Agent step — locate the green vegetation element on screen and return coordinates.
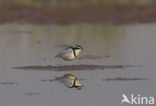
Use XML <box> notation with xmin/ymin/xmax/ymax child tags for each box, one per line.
<box><xmin>0</xmin><ymin>0</ymin><xmax>155</xmax><ymax>7</ymax></box>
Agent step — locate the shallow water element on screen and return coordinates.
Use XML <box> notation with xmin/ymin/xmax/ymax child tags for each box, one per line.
<box><xmin>0</xmin><ymin>23</ymin><xmax>156</xmax><ymax>106</ymax></box>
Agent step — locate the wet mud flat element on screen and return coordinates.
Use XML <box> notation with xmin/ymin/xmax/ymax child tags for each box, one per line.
<box><xmin>13</xmin><ymin>64</ymin><xmax>141</xmax><ymax>71</ymax></box>
<box><xmin>0</xmin><ymin>4</ymin><xmax>156</xmax><ymax>24</ymax></box>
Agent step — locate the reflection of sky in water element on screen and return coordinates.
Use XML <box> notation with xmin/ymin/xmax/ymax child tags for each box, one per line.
<box><xmin>0</xmin><ymin>23</ymin><xmax>156</xmax><ymax>106</ymax></box>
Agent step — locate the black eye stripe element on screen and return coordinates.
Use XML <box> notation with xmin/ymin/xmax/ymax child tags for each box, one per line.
<box><xmin>75</xmin><ymin>45</ymin><xmax>82</xmax><ymax>48</ymax></box>
<box><xmin>75</xmin><ymin>47</ymin><xmax>81</xmax><ymax>49</ymax></box>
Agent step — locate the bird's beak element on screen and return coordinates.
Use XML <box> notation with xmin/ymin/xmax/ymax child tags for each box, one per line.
<box><xmin>81</xmin><ymin>48</ymin><xmax>84</xmax><ymax>51</ymax></box>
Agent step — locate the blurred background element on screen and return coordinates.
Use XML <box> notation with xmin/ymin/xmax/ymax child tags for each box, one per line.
<box><xmin>0</xmin><ymin>1</ymin><xmax>156</xmax><ymax>106</ymax></box>
<box><xmin>0</xmin><ymin>0</ymin><xmax>156</xmax><ymax>24</ymax></box>
<box><xmin>1</xmin><ymin>0</ymin><xmax>156</xmax><ymax>6</ymax></box>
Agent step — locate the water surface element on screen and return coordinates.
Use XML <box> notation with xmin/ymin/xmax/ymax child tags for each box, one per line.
<box><xmin>0</xmin><ymin>23</ymin><xmax>156</xmax><ymax>106</ymax></box>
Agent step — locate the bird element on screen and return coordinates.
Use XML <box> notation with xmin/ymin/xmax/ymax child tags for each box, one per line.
<box><xmin>55</xmin><ymin>74</ymin><xmax>83</xmax><ymax>90</ymax></box>
<box><xmin>55</xmin><ymin>45</ymin><xmax>83</xmax><ymax>61</ymax></box>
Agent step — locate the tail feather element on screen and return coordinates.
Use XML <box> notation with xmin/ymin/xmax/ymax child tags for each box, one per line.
<box><xmin>55</xmin><ymin>52</ymin><xmax>62</xmax><ymax>58</ymax></box>
<box><xmin>55</xmin><ymin>54</ymin><xmax>59</xmax><ymax>58</ymax></box>
<box><xmin>55</xmin><ymin>76</ymin><xmax>61</xmax><ymax>79</ymax></box>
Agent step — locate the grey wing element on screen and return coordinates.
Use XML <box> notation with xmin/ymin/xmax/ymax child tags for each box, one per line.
<box><xmin>64</xmin><ymin>79</ymin><xmax>74</xmax><ymax>88</ymax></box>
<box><xmin>57</xmin><ymin>78</ymin><xmax>74</xmax><ymax>88</ymax></box>
<box><xmin>55</xmin><ymin>48</ymin><xmax>73</xmax><ymax>58</ymax></box>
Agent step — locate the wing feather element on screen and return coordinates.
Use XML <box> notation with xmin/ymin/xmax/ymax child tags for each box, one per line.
<box><xmin>55</xmin><ymin>48</ymin><xmax>73</xmax><ymax>58</ymax></box>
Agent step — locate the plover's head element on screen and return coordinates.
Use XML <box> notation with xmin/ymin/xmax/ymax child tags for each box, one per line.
<box><xmin>74</xmin><ymin>45</ymin><xmax>84</xmax><ymax>51</ymax></box>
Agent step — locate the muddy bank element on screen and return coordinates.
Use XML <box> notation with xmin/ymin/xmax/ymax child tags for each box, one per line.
<box><xmin>0</xmin><ymin>4</ymin><xmax>156</xmax><ymax>24</ymax></box>
<box><xmin>13</xmin><ymin>65</ymin><xmax>141</xmax><ymax>71</ymax></box>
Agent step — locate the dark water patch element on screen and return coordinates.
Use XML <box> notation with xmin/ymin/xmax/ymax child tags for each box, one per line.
<box><xmin>102</xmin><ymin>77</ymin><xmax>148</xmax><ymax>82</ymax></box>
<box><xmin>41</xmin><ymin>79</ymin><xmax>57</xmax><ymax>82</ymax></box>
<box><xmin>24</xmin><ymin>92</ymin><xmax>40</xmax><ymax>96</ymax></box>
<box><xmin>42</xmin><ymin>58</ymin><xmax>46</xmax><ymax>61</ymax></box>
<box><xmin>13</xmin><ymin>65</ymin><xmax>141</xmax><ymax>71</ymax></box>
<box><xmin>77</xmin><ymin>55</ymin><xmax>110</xmax><ymax>60</ymax></box>
<box><xmin>37</xmin><ymin>40</ymin><xmax>41</xmax><ymax>44</ymax></box>
<box><xmin>0</xmin><ymin>81</ymin><xmax>19</xmax><ymax>85</ymax></box>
